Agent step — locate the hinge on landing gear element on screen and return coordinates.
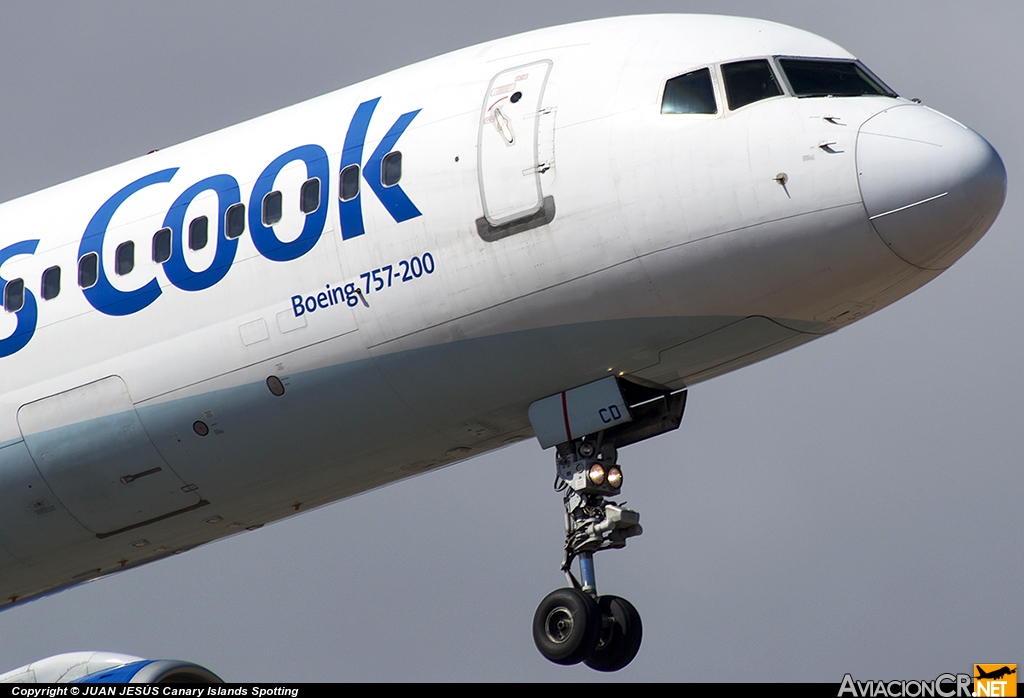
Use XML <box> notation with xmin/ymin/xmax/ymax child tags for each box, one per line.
<box><xmin>555</xmin><ymin>438</ymin><xmax>643</xmax><ymax>585</ymax></box>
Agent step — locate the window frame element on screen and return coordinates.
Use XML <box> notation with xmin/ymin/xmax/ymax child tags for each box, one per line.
<box><xmin>3</xmin><ymin>277</ymin><xmax>25</xmax><ymax>313</ymax></box>
<box><xmin>152</xmin><ymin>227</ymin><xmax>172</xmax><ymax>264</ymax></box>
<box><xmin>720</xmin><ymin>58</ymin><xmax>785</xmax><ymax>112</ymax></box>
<box><xmin>41</xmin><ymin>265</ymin><xmax>61</xmax><ymax>301</ymax></box>
<box><xmin>773</xmin><ymin>56</ymin><xmax>897</xmax><ymax>99</ymax></box>
<box><xmin>262</xmin><ymin>190</ymin><xmax>283</xmax><ymax>226</ymax></box>
<box><xmin>115</xmin><ymin>240</ymin><xmax>135</xmax><ymax>276</ymax></box>
<box><xmin>381</xmin><ymin>152</ymin><xmax>403</xmax><ymax>188</ymax></box>
<box><xmin>339</xmin><ymin>164</ymin><xmax>360</xmax><ymax>202</ymax></box>
<box><xmin>225</xmin><ymin>203</ymin><xmax>246</xmax><ymax>239</ymax></box>
<box><xmin>300</xmin><ymin>178</ymin><xmax>321</xmax><ymax>214</ymax></box>
<box><xmin>660</xmin><ymin>66</ymin><xmax>720</xmax><ymax>116</ymax></box>
<box><xmin>188</xmin><ymin>216</ymin><xmax>209</xmax><ymax>251</ymax></box>
<box><xmin>78</xmin><ymin>252</ymin><xmax>99</xmax><ymax>289</ymax></box>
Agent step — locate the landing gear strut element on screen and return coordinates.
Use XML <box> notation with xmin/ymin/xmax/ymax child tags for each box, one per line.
<box><xmin>528</xmin><ymin>377</ymin><xmax>686</xmax><ymax>671</ymax></box>
<box><xmin>532</xmin><ymin>436</ymin><xmax>644</xmax><ymax>672</ymax></box>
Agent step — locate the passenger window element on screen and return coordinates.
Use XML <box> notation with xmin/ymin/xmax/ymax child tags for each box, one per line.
<box><xmin>225</xmin><ymin>203</ymin><xmax>245</xmax><ymax>239</ymax></box>
<box><xmin>189</xmin><ymin>216</ymin><xmax>209</xmax><ymax>251</ymax></box>
<box><xmin>661</xmin><ymin>68</ymin><xmax>717</xmax><ymax>114</ymax></box>
<box><xmin>115</xmin><ymin>241</ymin><xmax>135</xmax><ymax>276</ymax></box>
<box><xmin>41</xmin><ymin>266</ymin><xmax>60</xmax><ymax>301</ymax></box>
<box><xmin>722</xmin><ymin>60</ymin><xmax>782</xmax><ymax>110</ymax></box>
<box><xmin>339</xmin><ymin>165</ymin><xmax>360</xmax><ymax>202</ymax></box>
<box><xmin>153</xmin><ymin>227</ymin><xmax>172</xmax><ymax>263</ymax></box>
<box><xmin>263</xmin><ymin>191</ymin><xmax>283</xmax><ymax>226</ymax></box>
<box><xmin>381</xmin><ymin>152</ymin><xmax>402</xmax><ymax>187</ymax></box>
<box><xmin>4</xmin><ymin>278</ymin><xmax>25</xmax><ymax>313</ymax></box>
<box><xmin>300</xmin><ymin>178</ymin><xmax>321</xmax><ymax>213</ymax></box>
<box><xmin>78</xmin><ymin>253</ymin><xmax>98</xmax><ymax>289</ymax></box>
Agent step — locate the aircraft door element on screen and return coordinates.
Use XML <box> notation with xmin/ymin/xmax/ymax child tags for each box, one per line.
<box><xmin>478</xmin><ymin>60</ymin><xmax>554</xmax><ymax>227</ymax></box>
<box><xmin>17</xmin><ymin>376</ymin><xmax>204</xmax><ymax>537</ymax></box>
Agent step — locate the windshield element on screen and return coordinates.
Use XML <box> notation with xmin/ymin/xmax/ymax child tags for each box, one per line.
<box><xmin>722</xmin><ymin>59</ymin><xmax>782</xmax><ymax>110</ymax></box>
<box><xmin>662</xmin><ymin>68</ymin><xmax>717</xmax><ymax>114</ymax></box>
<box><xmin>778</xmin><ymin>58</ymin><xmax>896</xmax><ymax>98</ymax></box>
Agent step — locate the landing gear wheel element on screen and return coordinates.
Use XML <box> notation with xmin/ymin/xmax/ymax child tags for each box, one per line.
<box><xmin>532</xmin><ymin>588</ymin><xmax>602</xmax><ymax>665</ymax></box>
<box><xmin>584</xmin><ymin>595</ymin><xmax>643</xmax><ymax>672</ymax></box>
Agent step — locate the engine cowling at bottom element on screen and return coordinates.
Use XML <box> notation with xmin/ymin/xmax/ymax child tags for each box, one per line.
<box><xmin>0</xmin><ymin>652</ymin><xmax>223</xmax><ymax>683</ymax></box>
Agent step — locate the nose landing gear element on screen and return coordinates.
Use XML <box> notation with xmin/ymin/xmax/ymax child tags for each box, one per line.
<box><xmin>532</xmin><ymin>438</ymin><xmax>643</xmax><ymax>671</ymax></box>
<box><xmin>527</xmin><ymin>378</ymin><xmax>686</xmax><ymax>672</ymax></box>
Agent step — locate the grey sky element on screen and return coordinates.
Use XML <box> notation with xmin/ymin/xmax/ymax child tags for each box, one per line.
<box><xmin>0</xmin><ymin>1</ymin><xmax>1019</xmax><ymax>682</ymax></box>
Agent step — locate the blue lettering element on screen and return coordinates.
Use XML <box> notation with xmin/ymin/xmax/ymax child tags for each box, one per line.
<box><xmin>344</xmin><ymin>282</ymin><xmax>358</xmax><ymax>307</ymax></box>
<box><xmin>339</xmin><ymin>99</ymin><xmax>378</xmax><ymax>241</ymax></box>
<box><xmin>162</xmin><ymin>174</ymin><xmax>241</xmax><ymax>291</ymax></box>
<box><xmin>3</xmin><ymin>95</ymin><xmax>425</xmax><ymax>359</ymax></box>
<box><xmin>79</xmin><ymin>169</ymin><xmax>178</xmax><ymax>316</ymax></box>
<box><xmin>363</xmin><ymin>108</ymin><xmax>422</xmax><ymax>222</ymax></box>
<box><xmin>249</xmin><ymin>144</ymin><xmax>330</xmax><ymax>262</ymax></box>
<box><xmin>0</xmin><ymin>240</ymin><xmax>40</xmax><ymax>358</ymax></box>
<box><xmin>339</xmin><ymin>98</ymin><xmax>422</xmax><ymax>241</ymax></box>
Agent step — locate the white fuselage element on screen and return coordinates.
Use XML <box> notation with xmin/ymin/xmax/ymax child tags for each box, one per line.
<box><xmin>0</xmin><ymin>15</ymin><xmax>1005</xmax><ymax>605</ymax></box>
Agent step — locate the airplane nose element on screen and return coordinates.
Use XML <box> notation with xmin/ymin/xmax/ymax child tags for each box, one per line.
<box><xmin>857</xmin><ymin>105</ymin><xmax>1006</xmax><ymax>270</ymax></box>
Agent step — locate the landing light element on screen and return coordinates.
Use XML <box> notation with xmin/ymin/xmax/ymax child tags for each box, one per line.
<box><xmin>588</xmin><ymin>463</ymin><xmax>605</xmax><ymax>485</ymax></box>
<box><xmin>607</xmin><ymin>467</ymin><xmax>622</xmax><ymax>489</ymax></box>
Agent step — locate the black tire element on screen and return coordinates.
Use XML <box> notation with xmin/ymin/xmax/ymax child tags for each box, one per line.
<box><xmin>584</xmin><ymin>595</ymin><xmax>643</xmax><ymax>672</ymax></box>
<box><xmin>532</xmin><ymin>588</ymin><xmax>602</xmax><ymax>665</ymax></box>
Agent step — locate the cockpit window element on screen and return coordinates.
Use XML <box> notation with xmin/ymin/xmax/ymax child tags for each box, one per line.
<box><xmin>721</xmin><ymin>60</ymin><xmax>783</xmax><ymax>110</ymax></box>
<box><xmin>778</xmin><ymin>58</ymin><xmax>896</xmax><ymax>98</ymax></box>
<box><xmin>661</xmin><ymin>68</ymin><xmax>717</xmax><ymax>114</ymax></box>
